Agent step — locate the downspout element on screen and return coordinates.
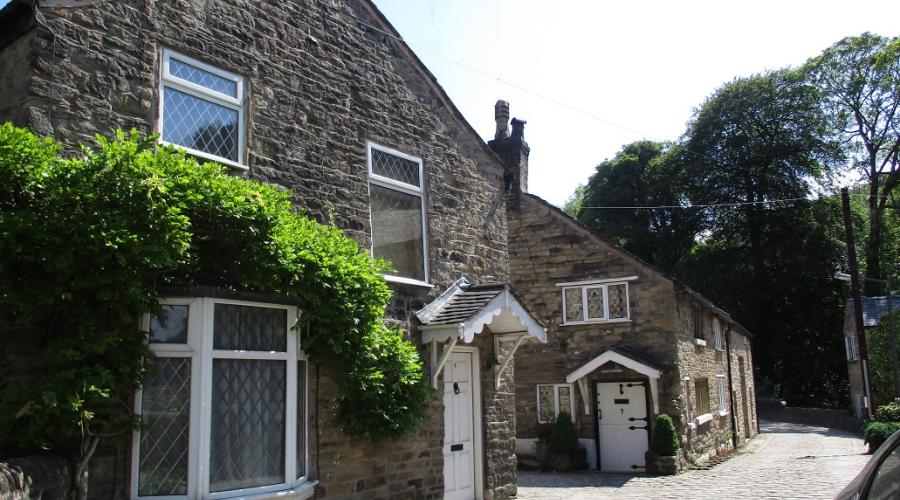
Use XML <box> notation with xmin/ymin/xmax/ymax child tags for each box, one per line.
<box><xmin>724</xmin><ymin>322</ymin><xmax>738</xmax><ymax>449</ymax></box>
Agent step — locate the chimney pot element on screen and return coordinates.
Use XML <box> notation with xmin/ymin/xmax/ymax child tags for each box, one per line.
<box><xmin>511</xmin><ymin>118</ymin><xmax>526</xmax><ymax>139</ymax></box>
<box><xmin>494</xmin><ymin>100</ymin><xmax>510</xmax><ymax>140</ymax></box>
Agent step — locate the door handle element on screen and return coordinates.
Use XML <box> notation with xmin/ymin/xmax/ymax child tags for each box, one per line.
<box><xmin>453</xmin><ymin>382</ymin><xmax>460</xmax><ymax>395</ymax></box>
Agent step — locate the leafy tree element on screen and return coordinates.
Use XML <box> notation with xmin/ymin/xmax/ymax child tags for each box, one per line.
<box><xmin>869</xmin><ymin>309</ymin><xmax>900</xmax><ymax>401</ymax></box>
<box><xmin>576</xmin><ymin>141</ymin><xmax>701</xmax><ymax>272</ymax></box>
<box><xmin>563</xmin><ymin>183</ymin><xmax>586</xmax><ymax>218</ymax></box>
<box><xmin>805</xmin><ymin>33</ymin><xmax>900</xmax><ymax>294</ymax></box>
<box><xmin>674</xmin><ymin>69</ymin><xmax>847</xmax><ymax>405</ymax></box>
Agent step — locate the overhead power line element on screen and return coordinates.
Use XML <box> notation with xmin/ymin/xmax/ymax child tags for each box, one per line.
<box><xmin>579</xmin><ymin>192</ymin><xmax>895</xmax><ymax>210</ymax></box>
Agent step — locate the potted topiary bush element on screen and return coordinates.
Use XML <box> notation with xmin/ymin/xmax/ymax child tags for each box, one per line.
<box><xmin>547</xmin><ymin>412</ymin><xmax>583</xmax><ymax>471</ymax></box>
<box><xmin>647</xmin><ymin>413</ymin><xmax>681</xmax><ymax>474</ymax></box>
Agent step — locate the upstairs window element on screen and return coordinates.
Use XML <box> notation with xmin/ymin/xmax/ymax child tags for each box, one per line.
<box><xmin>536</xmin><ymin>384</ymin><xmax>575</xmax><ymax>423</ymax></box>
<box><xmin>692</xmin><ymin>304</ymin><xmax>704</xmax><ymax>340</ymax></box>
<box><xmin>560</xmin><ymin>280</ymin><xmax>630</xmax><ymax>324</ymax></box>
<box><xmin>712</xmin><ymin>318</ymin><xmax>724</xmax><ymax>350</ymax></box>
<box><xmin>160</xmin><ymin>49</ymin><xmax>245</xmax><ymax>169</ymax></box>
<box><xmin>367</xmin><ymin>142</ymin><xmax>427</xmax><ymax>284</ymax></box>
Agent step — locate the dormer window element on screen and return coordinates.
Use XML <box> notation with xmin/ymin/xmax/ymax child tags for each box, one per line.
<box><xmin>160</xmin><ymin>49</ymin><xmax>246</xmax><ymax>169</ymax></box>
<box><xmin>366</xmin><ymin>142</ymin><xmax>428</xmax><ymax>285</ymax></box>
<box><xmin>557</xmin><ymin>277</ymin><xmax>634</xmax><ymax>324</ymax></box>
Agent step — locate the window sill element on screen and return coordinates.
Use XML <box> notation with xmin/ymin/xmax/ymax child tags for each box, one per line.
<box><xmin>695</xmin><ymin>413</ymin><xmax>713</xmax><ymax>425</ymax></box>
<box><xmin>560</xmin><ymin>318</ymin><xmax>631</xmax><ymax>327</ymax></box>
<box><xmin>383</xmin><ymin>275</ymin><xmax>434</xmax><ymax>288</ymax></box>
<box><xmin>236</xmin><ymin>481</ymin><xmax>318</xmax><ymax>500</ymax></box>
<box><xmin>161</xmin><ymin>140</ymin><xmax>248</xmax><ymax>171</ymax></box>
<box><xmin>693</xmin><ymin>338</ymin><xmax>707</xmax><ymax>347</ymax></box>
<box><xmin>719</xmin><ymin>410</ymin><xmax>729</xmax><ymax>417</ymax></box>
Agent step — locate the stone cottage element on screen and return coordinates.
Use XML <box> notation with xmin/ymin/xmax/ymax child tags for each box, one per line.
<box><xmin>0</xmin><ymin>1</ymin><xmax>546</xmax><ymax>499</ymax></box>
<box><xmin>487</xmin><ymin>102</ymin><xmax>758</xmax><ymax>471</ymax></box>
<box><xmin>843</xmin><ymin>296</ymin><xmax>899</xmax><ymax>418</ymax></box>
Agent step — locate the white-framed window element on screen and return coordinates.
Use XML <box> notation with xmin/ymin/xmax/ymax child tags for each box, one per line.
<box><xmin>366</xmin><ymin>142</ymin><xmax>428</xmax><ymax>285</ymax></box>
<box><xmin>132</xmin><ymin>297</ymin><xmax>310</xmax><ymax>499</ymax></box>
<box><xmin>845</xmin><ymin>336</ymin><xmax>859</xmax><ymax>361</ymax></box>
<box><xmin>712</xmin><ymin>318</ymin><xmax>724</xmax><ymax>351</ymax></box>
<box><xmin>160</xmin><ymin>48</ymin><xmax>246</xmax><ymax>169</ymax></box>
<box><xmin>560</xmin><ymin>280</ymin><xmax>630</xmax><ymax>324</ymax></box>
<box><xmin>536</xmin><ymin>384</ymin><xmax>575</xmax><ymax>423</ymax></box>
<box><xmin>716</xmin><ymin>375</ymin><xmax>727</xmax><ymax>415</ymax></box>
<box><xmin>852</xmin><ymin>393</ymin><xmax>867</xmax><ymax>419</ymax></box>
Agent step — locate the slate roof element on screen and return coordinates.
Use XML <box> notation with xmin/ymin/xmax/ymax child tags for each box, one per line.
<box><xmin>849</xmin><ymin>296</ymin><xmax>900</xmax><ymax>328</ymax></box>
<box><xmin>417</xmin><ymin>279</ymin><xmax>509</xmax><ymax>325</ymax></box>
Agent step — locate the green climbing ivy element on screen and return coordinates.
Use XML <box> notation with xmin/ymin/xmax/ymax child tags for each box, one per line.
<box><xmin>0</xmin><ymin>124</ymin><xmax>429</xmax><ymax>455</ymax></box>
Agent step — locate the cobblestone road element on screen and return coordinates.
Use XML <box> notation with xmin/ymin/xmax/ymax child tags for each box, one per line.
<box><xmin>516</xmin><ymin>420</ymin><xmax>869</xmax><ymax>499</ymax></box>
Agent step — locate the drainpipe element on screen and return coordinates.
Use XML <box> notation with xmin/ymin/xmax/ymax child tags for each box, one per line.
<box><xmin>724</xmin><ymin>322</ymin><xmax>738</xmax><ymax>449</ymax></box>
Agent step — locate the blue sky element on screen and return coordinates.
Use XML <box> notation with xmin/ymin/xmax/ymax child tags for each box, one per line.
<box><xmin>372</xmin><ymin>0</ymin><xmax>900</xmax><ymax>205</ymax></box>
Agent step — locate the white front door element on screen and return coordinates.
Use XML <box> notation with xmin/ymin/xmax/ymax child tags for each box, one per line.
<box><xmin>443</xmin><ymin>351</ymin><xmax>476</xmax><ymax>500</ymax></box>
<box><xmin>597</xmin><ymin>381</ymin><xmax>649</xmax><ymax>472</ymax></box>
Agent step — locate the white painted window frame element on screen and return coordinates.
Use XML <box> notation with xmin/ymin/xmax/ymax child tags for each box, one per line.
<box><xmin>716</xmin><ymin>375</ymin><xmax>728</xmax><ymax>416</ymax></box>
<box><xmin>159</xmin><ymin>48</ymin><xmax>247</xmax><ymax>170</ymax></box>
<box><xmin>712</xmin><ymin>318</ymin><xmax>724</xmax><ymax>351</ymax></box>
<box><xmin>845</xmin><ymin>336</ymin><xmax>859</xmax><ymax>361</ymax></box>
<box><xmin>366</xmin><ymin>141</ymin><xmax>429</xmax><ymax>287</ymax></box>
<box><xmin>536</xmin><ymin>383</ymin><xmax>576</xmax><ymax>423</ymax></box>
<box><xmin>559</xmin><ymin>280</ymin><xmax>631</xmax><ymax>325</ymax></box>
<box><xmin>131</xmin><ymin>297</ymin><xmax>311</xmax><ymax>500</ymax></box>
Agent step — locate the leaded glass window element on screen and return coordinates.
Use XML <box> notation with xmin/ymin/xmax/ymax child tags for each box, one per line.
<box><xmin>134</xmin><ymin>298</ymin><xmax>308</xmax><ymax>499</ymax></box>
<box><xmin>561</xmin><ymin>281</ymin><xmax>630</xmax><ymax>323</ymax></box>
<box><xmin>536</xmin><ymin>384</ymin><xmax>576</xmax><ymax>423</ymax></box>
<box><xmin>138</xmin><ymin>357</ymin><xmax>191</xmax><ymax>496</ymax></box>
<box><xmin>160</xmin><ymin>49</ymin><xmax>244</xmax><ymax>167</ymax></box>
<box><xmin>607</xmin><ymin>284</ymin><xmax>628</xmax><ymax>319</ymax></box>
<box><xmin>367</xmin><ymin>142</ymin><xmax>427</xmax><ymax>283</ymax></box>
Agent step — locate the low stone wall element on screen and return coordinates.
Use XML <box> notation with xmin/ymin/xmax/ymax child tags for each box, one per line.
<box><xmin>0</xmin><ymin>455</ymin><xmax>70</xmax><ymax>500</ymax></box>
<box><xmin>757</xmin><ymin>398</ymin><xmax>862</xmax><ymax>433</ymax></box>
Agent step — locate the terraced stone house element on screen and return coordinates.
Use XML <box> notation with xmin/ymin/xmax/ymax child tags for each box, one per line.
<box><xmin>0</xmin><ymin>1</ymin><xmax>546</xmax><ymax>499</ymax></box>
<box><xmin>487</xmin><ymin>103</ymin><xmax>759</xmax><ymax>472</ymax></box>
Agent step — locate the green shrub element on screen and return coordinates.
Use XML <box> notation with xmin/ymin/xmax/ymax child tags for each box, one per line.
<box><xmin>873</xmin><ymin>402</ymin><xmax>900</xmax><ymax>423</ymax></box>
<box><xmin>863</xmin><ymin>421</ymin><xmax>900</xmax><ymax>453</ymax></box>
<box><xmin>651</xmin><ymin>413</ymin><xmax>681</xmax><ymax>456</ymax></box>
<box><xmin>0</xmin><ymin>124</ymin><xmax>429</xmax><ymax>457</ymax></box>
<box><xmin>548</xmin><ymin>412</ymin><xmax>580</xmax><ymax>454</ymax></box>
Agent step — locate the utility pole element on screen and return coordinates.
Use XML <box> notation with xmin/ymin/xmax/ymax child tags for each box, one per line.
<box><xmin>841</xmin><ymin>188</ymin><xmax>873</xmax><ymax>417</ymax></box>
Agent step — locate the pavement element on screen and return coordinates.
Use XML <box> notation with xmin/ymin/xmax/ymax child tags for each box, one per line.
<box><xmin>516</xmin><ymin>420</ymin><xmax>870</xmax><ymax>499</ymax></box>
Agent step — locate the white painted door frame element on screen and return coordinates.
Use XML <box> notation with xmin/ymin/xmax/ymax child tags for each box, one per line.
<box><xmin>443</xmin><ymin>346</ymin><xmax>484</xmax><ymax>500</ymax></box>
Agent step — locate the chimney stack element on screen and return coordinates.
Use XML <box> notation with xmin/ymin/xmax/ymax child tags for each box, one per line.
<box><xmin>488</xmin><ymin>100</ymin><xmax>529</xmax><ymax>194</ymax></box>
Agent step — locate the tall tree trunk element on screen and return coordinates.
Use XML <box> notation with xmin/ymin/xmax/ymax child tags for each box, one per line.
<box><xmin>865</xmin><ymin>181</ymin><xmax>884</xmax><ymax>295</ymax></box>
<box><xmin>73</xmin><ymin>436</ymin><xmax>100</xmax><ymax>500</ymax></box>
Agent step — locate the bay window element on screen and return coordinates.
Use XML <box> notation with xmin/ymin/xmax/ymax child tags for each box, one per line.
<box><xmin>132</xmin><ymin>297</ymin><xmax>310</xmax><ymax>499</ymax></box>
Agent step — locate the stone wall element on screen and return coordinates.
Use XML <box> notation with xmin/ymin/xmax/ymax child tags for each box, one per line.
<box><xmin>674</xmin><ymin>292</ymin><xmax>735</xmax><ymax>459</ymax></box>
<box><xmin>0</xmin><ymin>0</ymin><xmax>515</xmax><ymax>498</ymax></box>
<box><xmin>507</xmin><ymin>193</ymin><xmax>682</xmax><ymax>441</ymax></box>
<box><xmin>728</xmin><ymin>328</ymin><xmax>758</xmax><ymax>445</ymax></box>
<box><xmin>0</xmin><ymin>27</ymin><xmax>33</xmax><ymax>128</ymax></box>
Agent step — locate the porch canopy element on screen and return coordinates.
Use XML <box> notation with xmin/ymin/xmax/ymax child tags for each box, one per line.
<box><xmin>566</xmin><ymin>346</ymin><xmax>663</xmax><ymax>416</ymax></box>
<box><xmin>416</xmin><ymin>278</ymin><xmax>546</xmax><ymax>388</ymax></box>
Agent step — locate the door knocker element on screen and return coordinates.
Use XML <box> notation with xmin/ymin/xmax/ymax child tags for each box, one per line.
<box><xmin>453</xmin><ymin>382</ymin><xmax>460</xmax><ymax>394</ymax></box>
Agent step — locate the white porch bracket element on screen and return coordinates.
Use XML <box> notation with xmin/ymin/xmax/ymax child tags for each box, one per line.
<box><xmin>493</xmin><ymin>333</ymin><xmax>530</xmax><ymax>389</ymax></box>
<box><xmin>576</xmin><ymin>378</ymin><xmax>590</xmax><ymax>416</ymax></box>
<box><xmin>431</xmin><ymin>336</ymin><xmax>459</xmax><ymax>389</ymax></box>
